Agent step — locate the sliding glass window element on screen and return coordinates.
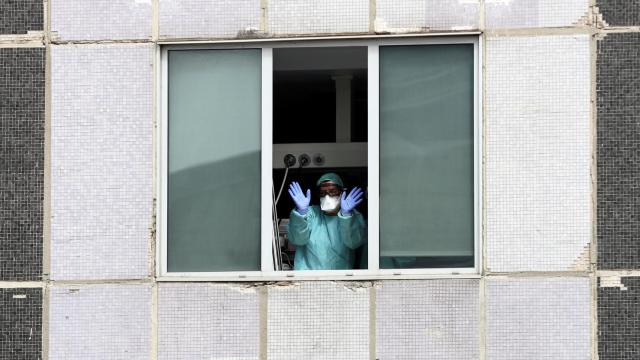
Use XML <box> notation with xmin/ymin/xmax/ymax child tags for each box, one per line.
<box><xmin>379</xmin><ymin>44</ymin><xmax>475</xmax><ymax>269</ymax></box>
<box><xmin>167</xmin><ymin>49</ymin><xmax>262</xmax><ymax>272</ymax></box>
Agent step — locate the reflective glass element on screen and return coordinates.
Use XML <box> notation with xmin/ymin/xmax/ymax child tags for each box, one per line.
<box><xmin>168</xmin><ymin>49</ymin><xmax>261</xmax><ymax>272</ymax></box>
<box><xmin>379</xmin><ymin>44</ymin><xmax>475</xmax><ymax>269</ymax></box>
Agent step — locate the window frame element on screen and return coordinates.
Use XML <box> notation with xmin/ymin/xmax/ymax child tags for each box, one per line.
<box><xmin>157</xmin><ymin>34</ymin><xmax>483</xmax><ymax>281</ymax></box>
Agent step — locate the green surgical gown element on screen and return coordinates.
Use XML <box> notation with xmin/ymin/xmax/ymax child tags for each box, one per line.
<box><xmin>288</xmin><ymin>205</ymin><xmax>366</xmax><ymax>270</ymax></box>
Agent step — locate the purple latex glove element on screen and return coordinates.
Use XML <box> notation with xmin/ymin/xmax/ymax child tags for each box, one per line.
<box><xmin>288</xmin><ymin>181</ymin><xmax>311</xmax><ymax>215</ymax></box>
<box><xmin>340</xmin><ymin>187</ymin><xmax>364</xmax><ymax>216</ymax></box>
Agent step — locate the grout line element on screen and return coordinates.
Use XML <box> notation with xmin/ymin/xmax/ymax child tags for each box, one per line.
<box><xmin>49</xmin><ymin>39</ymin><xmax>155</xmax><ymax>45</ymax></box>
<box><xmin>150</xmin><ymin>19</ymin><xmax>159</xmax><ymax>284</ymax></box>
<box><xmin>479</xmin><ymin>276</ymin><xmax>486</xmax><ymax>360</ymax></box>
<box><xmin>151</xmin><ymin>282</ymin><xmax>158</xmax><ymax>360</ymax></box>
<box><xmin>152</xmin><ymin>0</ymin><xmax>159</xmax><ymax>41</ymax></box>
<box><xmin>589</xmin><ymin>35</ymin><xmax>598</xmax><ymax>273</ymax></box>
<box><xmin>591</xmin><ymin>272</ymin><xmax>599</xmax><ymax>360</ymax></box>
<box><xmin>485</xmin><ymin>271</ymin><xmax>592</xmax><ymax>277</ymax></box>
<box><xmin>42</xmin><ymin>284</ymin><xmax>50</xmax><ymax>360</ymax></box>
<box><xmin>0</xmin><ymin>270</ymin><xmax>630</xmax><ymax>289</ymax></box>
<box><xmin>42</xmin><ymin>0</ymin><xmax>52</xmax><ymax>282</ymax></box>
<box><xmin>598</xmin><ymin>27</ymin><xmax>640</xmax><ymax>32</ymax></box>
<box><xmin>369</xmin><ymin>0</ymin><xmax>376</xmax><ymax>34</ymax></box>
<box><xmin>46</xmin><ymin>279</ymin><xmax>156</xmax><ymax>286</ymax></box>
<box><xmin>150</xmin><ymin>3</ymin><xmax>160</xmax><ymax>355</ymax></box>
<box><xmin>484</xmin><ymin>27</ymin><xmax>596</xmax><ymax>37</ymax></box>
<box><xmin>0</xmin><ymin>41</ymin><xmax>45</xmax><ymax>47</ymax></box>
<box><xmin>479</xmin><ymin>0</ymin><xmax>485</xmax><ymax>31</ymax></box>
<box><xmin>260</xmin><ymin>0</ymin><xmax>268</xmax><ymax>34</ymax></box>
<box><xmin>0</xmin><ymin>282</ymin><xmax>45</xmax><ymax>288</ymax></box>
<box><xmin>369</xmin><ymin>285</ymin><xmax>376</xmax><ymax>360</ymax></box>
<box><xmin>43</xmin><ymin>0</ymin><xmax>51</xmax><ymax>357</ymax></box>
<box><xmin>258</xmin><ymin>286</ymin><xmax>269</xmax><ymax>360</ymax></box>
<box><xmin>597</xmin><ymin>270</ymin><xmax>640</xmax><ymax>277</ymax></box>
<box><xmin>589</xmin><ymin>12</ymin><xmax>600</xmax><ymax>358</ymax></box>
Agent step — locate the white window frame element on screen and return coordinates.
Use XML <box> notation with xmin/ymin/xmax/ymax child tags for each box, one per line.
<box><xmin>157</xmin><ymin>34</ymin><xmax>483</xmax><ymax>281</ymax></box>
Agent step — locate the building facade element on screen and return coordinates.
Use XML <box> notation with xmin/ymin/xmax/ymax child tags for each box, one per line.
<box><xmin>1</xmin><ymin>0</ymin><xmax>639</xmax><ymax>359</ymax></box>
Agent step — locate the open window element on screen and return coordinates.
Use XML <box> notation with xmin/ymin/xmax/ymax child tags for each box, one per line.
<box><xmin>159</xmin><ymin>36</ymin><xmax>481</xmax><ymax>279</ymax></box>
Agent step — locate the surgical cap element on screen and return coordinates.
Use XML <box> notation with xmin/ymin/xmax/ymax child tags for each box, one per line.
<box><xmin>316</xmin><ymin>172</ymin><xmax>344</xmax><ymax>188</ymax></box>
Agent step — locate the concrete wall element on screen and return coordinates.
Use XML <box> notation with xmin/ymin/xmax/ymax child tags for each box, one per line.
<box><xmin>1</xmin><ymin>0</ymin><xmax>639</xmax><ymax>359</ymax></box>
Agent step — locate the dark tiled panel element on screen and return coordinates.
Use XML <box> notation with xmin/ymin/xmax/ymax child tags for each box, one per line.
<box><xmin>0</xmin><ymin>0</ymin><xmax>43</xmax><ymax>35</ymax></box>
<box><xmin>0</xmin><ymin>288</ymin><xmax>42</xmax><ymax>359</ymax></box>
<box><xmin>597</xmin><ymin>33</ymin><xmax>640</xmax><ymax>270</ymax></box>
<box><xmin>597</xmin><ymin>0</ymin><xmax>640</xmax><ymax>27</ymax></box>
<box><xmin>0</xmin><ymin>48</ymin><xmax>45</xmax><ymax>281</ymax></box>
<box><xmin>598</xmin><ymin>277</ymin><xmax>640</xmax><ymax>360</ymax></box>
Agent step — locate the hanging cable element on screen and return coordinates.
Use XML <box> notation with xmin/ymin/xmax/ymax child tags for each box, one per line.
<box><xmin>272</xmin><ymin>184</ymin><xmax>282</xmax><ymax>270</ymax></box>
<box><xmin>275</xmin><ymin>166</ymin><xmax>289</xmax><ymax>205</ymax></box>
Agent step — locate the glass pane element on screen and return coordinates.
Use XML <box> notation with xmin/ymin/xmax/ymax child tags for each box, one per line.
<box><xmin>379</xmin><ymin>44</ymin><xmax>474</xmax><ymax>269</ymax></box>
<box><xmin>168</xmin><ymin>49</ymin><xmax>261</xmax><ymax>272</ymax></box>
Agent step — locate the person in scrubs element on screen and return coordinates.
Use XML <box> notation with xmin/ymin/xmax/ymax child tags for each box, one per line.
<box><xmin>287</xmin><ymin>173</ymin><xmax>366</xmax><ymax>270</ymax></box>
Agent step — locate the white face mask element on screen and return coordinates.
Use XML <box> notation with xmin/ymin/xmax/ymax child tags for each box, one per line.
<box><xmin>320</xmin><ymin>195</ymin><xmax>341</xmax><ymax>213</ymax></box>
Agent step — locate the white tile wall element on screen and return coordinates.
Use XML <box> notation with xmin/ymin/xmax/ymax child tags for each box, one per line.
<box><xmin>49</xmin><ymin>284</ymin><xmax>152</xmax><ymax>360</ymax></box>
<box><xmin>376</xmin><ymin>280</ymin><xmax>480</xmax><ymax>360</ymax></box>
<box><xmin>376</xmin><ymin>0</ymin><xmax>479</xmax><ymax>32</ymax></box>
<box><xmin>51</xmin><ymin>0</ymin><xmax>152</xmax><ymax>41</ymax></box>
<box><xmin>159</xmin><ymin>0</ymin><xmax>261</xmax><ymax>39</ymax></box>
<box><xmin>268</xmin><ymin>0</ymin><xmax>369</xmax><ymax>34</ymax></box>
<box><xmin>268</xmin><ymin>282</ymin><xmax>369</xmax><ymax>360</ymax></box>
<box><xmin>486</xmin><ymin>277</ymin><xmax>591</xmax><ymax>359</ymax></box>
<box><xmin>486</xmin><ymin>0</ymin><xmax>590</xmax><ymax>29</ymax></box>
<box><xmin>158</xmin><ymin>283</ymin><xmax>260</xmax><ymax>360</ymax></box>
<box><xmin>486</xmin><ymin>35</ymin><xmax>591</xmax><ymax>272</ymax></box>
<box><xmin>51</xmin><ymin>44</ymin><xmax>153</xmax><ymax>280</ymax></box>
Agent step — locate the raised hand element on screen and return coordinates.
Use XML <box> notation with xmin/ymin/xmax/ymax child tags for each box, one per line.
<box><xmin>288</xmin><ymin>181</ymin><xmax>311</xmax><ymax>215</ymax></box>
<box><xmin>340</xmin><ymin>187</ymin><xmax>364</xmax><ymax>216</ymax></box>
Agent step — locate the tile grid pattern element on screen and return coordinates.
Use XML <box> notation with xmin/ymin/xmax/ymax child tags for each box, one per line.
<box><xmin>0</xmin><ymin>48</ymin><xmax>45</xmax><ymax>281</ymax></box>
<box><xmin>1</xmin><ymin>0</ymin><xmax>632</xmax><ymax>360</ymax></box>
<box><xmin>268</xmin><ymin>282</ymin><xmax>370</xmax><ymax>360</ymax></box>
<box><xmin>598</xmin><ymin>277</ymin><xmax>640</xmax><ymax>360</ymax></box>
<box><xmin>376</xmin><ymin>280</ymin><xmax>480</xmax><ymax>360</ymax></box>
<box><xmin>51</xmin><ymin>0</ymin><xmax>152</xmax><ymax>41</ymax></box>
<box><xmin>48</xmin><ymin>285</ymin><xmax>152</xmax><ymax>359</ymax></box>
<box><xmin>375</xmin><ymin>0</ymin><xmax>480</xmax><ymax>31</ymax></box>
<box><xmin>485</xmin><ymin>35</ymin><xmax>592</xmax><ymax>272</ymax></box>
<box><xmin>596</xmin><ymin>0</ymin><xmax>640</xmax><ymax>27</ymax></box>
<box><xmin>159</xmin><ymin>0</ymin><xmax>261</xmax><ymax>39</ymax></box>
<box><xmin>268</xmin><ymin>0</ymin><xmax>370</xmax><ymax>34</ymax></box>
<box><xmin>485</xmin><ymin>0</ymin><xmax>590</xmax><ymax>29</ymax></box>
<box><xmin>158</xmin><ymin>283</ymin><xmax>260</xmax><ymax>360</ymax></box>
<box><xmin>596</xmin><ymin>29</ymin><xmax>640</xmax><ymax>360</ymax></box>
<box><xmin>0</xmin><ymin>288</ymin><xmax>42</xmax><ymax>360</ymax></box>
<box><xmin>597</xmin><ymin>32</ymin><xmax>640</xmax><ymax>270</ymax></box>
<box><xmin>0</xmin><ymin>0</ymin><xmax>43</xmax><ymax>35</ymax></box>
<box><xmin>486</xmin><ymin>278</ymin><xmax>592</xmax><ymax>360</ymax></box>
<box><xmin>50</xmin><ymin>44</ymin><xmax>153</xmax><ymax>280</ymax></box>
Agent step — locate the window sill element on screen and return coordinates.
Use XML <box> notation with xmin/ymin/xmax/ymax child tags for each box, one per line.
<box><xmin>157</xmin><ymin>269</ymin><xmax>481</xmax><ymax>282</ymax></box>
